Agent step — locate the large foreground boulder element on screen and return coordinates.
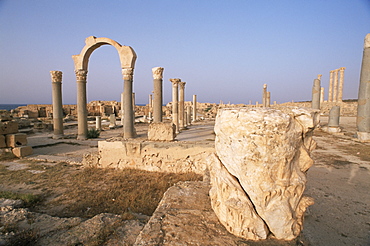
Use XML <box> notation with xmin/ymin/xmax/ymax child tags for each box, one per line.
<box><xmin>210</xmin><ymin>107</ymin><xmax>319</xmax><ymax>240</ymax></box>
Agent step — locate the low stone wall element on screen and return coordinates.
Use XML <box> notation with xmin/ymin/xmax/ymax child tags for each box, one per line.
<box><xmin>95</xmin><ymin>140</ymin><xmax>215</xmax><ymax>175</ymax></box>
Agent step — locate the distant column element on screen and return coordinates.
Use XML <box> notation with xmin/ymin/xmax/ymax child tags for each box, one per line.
<box><xmin>262</xmin><ymin>84</ymin><xmax>267</xmax><ymax>107</ymax></box>
<box><xmin>152</xmin><ymin>67</ymin><xmax>164</xmax><ymax>123</ymax></box>
<box><xmin>266</xmin><ymin>91</ymin><xmax>271</xmax><ymax>107</ymax></box>
<box><xmin>357</xmin><ymin>34</ymin><xmax>370</xmax><ymax>141</ymax></box>
<box><xmin>179</xmin><ymin>81</ymin><xmax>186</xmax><ymax>129</ymax></box>
<box><xmin>320</xmin><ymin>87</ymin><xmax>325</xmax><ymax>103</ymax></box>
<box><xmin>333</xmin><ymin>69</ymin><xmax>339</xmax><ymax>102</ymax></box>
<box><xmin>192</xmin><ymin>94</ymin><xmax>197</xmax><ymax>122</ymax></box>
<box><xmin>170</xmin><ymin>78</ymin><xmax>181</xmax><ymax>133</ymax></box>
<box><xmin>50</xmin><ymin>71</ymin><xmax>64</xmax><ymax>139</ymax></box>
<box><xmin>75</xmin><ymin>69</ymin><xmax>88</xmax><ymax>140</ymax></box>
<box><xmin>311</xmin><ymin>78</ymin><xmax>321</xmax><ymax>109</ymax></box>
<box><xmin>122</xmin><ymin>68</ymin><xmax>135</xmax><ymax>138</ymax></box>
<box><xmin>186</xmin><ymin>106</ymin><xmax>192</xmax><ymax>126</ymax></box>
<box><xmin>96</xmin><ymin>116</ymin><xmax>102</xmax><ymax>131</ymax></box>
<box><xmin>328</xmin><ymin>70</ymin><xmax>334</xmax><ymax>102</ymax></box>
<box><xmin>338</xmin><ymin>67</ymin><xmax>345</xmax><ymax>102</ymax></box>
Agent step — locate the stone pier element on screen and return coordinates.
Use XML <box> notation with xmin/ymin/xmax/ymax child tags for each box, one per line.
<box><xmin>152</xmin><ymin>67</ymin><xmax>164</xmax><ymax>123</ymax></box>
<box><xmin>170</xmin><ymin>78</ymin><xmax>180</xmax><ymax>133</ymax></box>
<box><xmin>179</xmin><ymin>81</ymin><xmax>186</xmax><ymax>129</ymax></box>
<box><xmin>357</xmin><ymin>33</ymin><xmax>370</xmax><ymax>141</ymax></box>
<box><xmin>312</xmin><ymin>78</ymin><xmax>321</xmax><ymax>109</ymax></box>
<box><xmin>192</xmin><ymin>95</ymin><xmax>197</xmax><ymax>122</ymax></box>
<box><xmin>50</xmin><ymin>71</ymin><xmax>64</xmax><ymax>139</ymax></box>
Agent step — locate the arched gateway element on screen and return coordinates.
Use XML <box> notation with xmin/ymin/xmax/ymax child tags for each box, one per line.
<box><xmin>72</xmin><ymin>36</ymin><xmax>137</xmax><ymax>139</ymax></box>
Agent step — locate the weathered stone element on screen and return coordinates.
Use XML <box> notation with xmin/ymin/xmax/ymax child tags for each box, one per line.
<box><xmin>212</xmin><ymin>107</ymin><xmax>318</xmax><ymax>240</ymax></box>
<box><xmin>0</xmin><ymin>121</ymin><xmax>18</xmax><ymax>135</ymax></box>
<box><xmin>0</xmin><ymin>135</ymin><xmax>6</xmax><ymax>148</ymax></box>
<box><xmin>5</xmin><ymin>133</ymin><xmax>27</xmax><ymax>148</ymax></box>
<box><xmin>12</xmin><ymin>146</ymin><xmax>33</xmax><ymax>157</ymax></box>
<box><xmin>147</xmin><ymin>122</ymin><xmax>175</xmax><ymax>141</ymax></box>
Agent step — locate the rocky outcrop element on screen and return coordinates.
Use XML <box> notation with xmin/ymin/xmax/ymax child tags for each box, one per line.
<box><xmin>210</xmin><ymin>107</ymin><xmax>319</xmax><ymax>240</ymax></box>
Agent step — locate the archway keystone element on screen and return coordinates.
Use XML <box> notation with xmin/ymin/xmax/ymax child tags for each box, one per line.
<box><xmin>72</xmin><ymin>36</ymin><xmax>137</xmax><ymax>139</ymax></box>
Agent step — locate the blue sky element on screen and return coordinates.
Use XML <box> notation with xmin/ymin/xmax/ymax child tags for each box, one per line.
<box><xmin>0</xmin><ymin>0</ymin><xmax>369</xmax><ymax>105</ymax></box>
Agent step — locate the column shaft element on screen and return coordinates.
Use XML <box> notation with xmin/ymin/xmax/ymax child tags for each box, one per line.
<box><xmin>123</xmin><ymin>68</ymin><xmax>135</xmax><ymax>138</ymax></box>
<box><xmin>170</xmin><ymin>79</ymin><xmax>180</xmax><ymax>133</ymax></box>
<box><xmin>333</xmin><ymin>69</ymin><xmax>339</xmax><ymax>102</ymax></box>
<box><xmin>179</xmin><ymin>82</ymin><xmax>186</xmax><ymax>129</ymax></box>
<box><xmin>192</xmin><ymin>95</ymin><xmax>197</xmax><ymax>122</ymax></box>
<box><xmin>76</xmin><ymin>69</ymin><xmax>88</xmax><ymax>140</ymax></box>
<box><xmin>50</xmin><ymin>71</ymin><xmax>64</xmax><ymax>139</ymax></box>
<box><xmin>311</xmin><ymin>79</ymin><xmax>321</xmax><ymax>109</ymax></box>
<box><xmin>328</xmin><ymin>71</ymin><xmax>334</xmax><ymax>102</ymax></box>
<box><xmin>152</xmin><ymin>67</ymin><xmax>164</xmax><ymax>123</ymax></box>
<box><xmin>338</xmin><ymin>67</ymin><xmax>345</xmax><ymax>102</ymax></box>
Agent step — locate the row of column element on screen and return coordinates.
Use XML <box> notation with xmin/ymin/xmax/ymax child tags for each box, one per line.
<box><xmin>328</xmin><ymin>67</ymin><xmax>345</xmax><ymax>102</ymax></box>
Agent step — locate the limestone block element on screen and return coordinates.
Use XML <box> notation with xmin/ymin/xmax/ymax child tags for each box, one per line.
<box><xmin>12</xmin><ymin>146</ymin><xmax>33</xmax><ymax>157</ymax></box>
<box><xmin>5</xmin><ymin>133</ymin><xmax>27</xmax><ymax>147</ymax></box>
<box><xmin>0</xmin><ymin>135</ymin><xmax>6</xmax><ymax>148</ymax></box>
<box><xmin>212</xmin><ymin>107</ymin><xmax>317</xmax><ymax>240</ymax></box>
<box><xmin>0</xmin><ymin>121</ymin><xmax>18</xmax><ymax>135</ymax></box>
<box><xmin>147</xmin><ymin>122</ymin><xmax>175</xmax><ymax>141</ymax></box>
<box><xmin>208</xmin><ymin>153</ymin><xmax>269</xmax><ymax>240</ymax></box>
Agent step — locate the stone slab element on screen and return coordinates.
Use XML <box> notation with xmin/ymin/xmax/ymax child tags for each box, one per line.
<box><xmin>12</xmin><ymin>146</ymin><xmax>33</xmax><ymax>157</ymax></box>
<box><xmin>5</xmin><ymin>133</ymin><xmax>27</xmax><ymax>147</ymax></box>
<box><xmin>0</xmin><ymin>121</ymin><xmax>18</xmax><ymax>135</ymax></box>
<box><xmin>147</xmin><ymin>122</ymin><xmax>175</xmax><ymax>141</ymax></box>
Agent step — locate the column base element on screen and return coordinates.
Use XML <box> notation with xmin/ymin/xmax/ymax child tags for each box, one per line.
<box><xmin>357</xmin><ymin>132</ymin><xmax>370</xmax><ymax>142</ymax></box>
<box><xmin>77</xmin><ymin>135</ymin><xmax>87</xmax><ymax>140</ymax></box>
<box><xmin>52</xmin><ymin>134</ymin><xmax>64</xmax><ymax>140</ymax></box>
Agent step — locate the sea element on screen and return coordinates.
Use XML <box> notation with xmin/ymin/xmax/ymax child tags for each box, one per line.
<box><xmin>0</xmin><ymin>104</ymin><xmax>27</xmax><ymax>111</ymax></box>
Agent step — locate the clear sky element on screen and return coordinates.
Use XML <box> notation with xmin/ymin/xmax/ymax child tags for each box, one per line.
<box><xmin>0</xmin><ymin>0</ymin><xmax>369</xmax><ymax>105</ymax></box>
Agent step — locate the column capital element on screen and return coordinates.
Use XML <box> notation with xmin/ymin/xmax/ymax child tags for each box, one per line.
<box><xmin>50</xmin><ymin>71</ymin><xmax>62</xmax><ymax>82</ymax></box>
<box><xmin>364</xmin><ymin>33</ymin><xmax>370</xmax><ymax>49</ymax></box>
<box><xmin>317</xmin><ymin>74</ymin><xmax>322</xmax><ymax>80</ymax></box>
<box><xmin>169</xmin><ymin>78</ymin><xmax>181</xmax><ymax>84</ymax></box>
<box><xmin>152</xmin><ymin>67</ymin><xmax>164</xmax><ymax>79</ymax></box>
<box><xmin>179</xmin><ymin>81</ymin><xmax>186</xmax><ymax>89</ymax></box>
<box><xmin>339</xmin><ymin>67</ymin><xmax>346</xmax><ymax>71</ymax></box>
<box><xmin>122</xmin><ymin>68</ymin><xmax>134</xmax><ymax>80</ymax></box>
<box><xmin>75</xmin><ymin>69</ymin><xmax>87</xmax><ymax>81</ymax></box>
<box><xmin>263</xmin><ymin>84</ymin><xmax>267</xmax><ymax>89</ymax></box>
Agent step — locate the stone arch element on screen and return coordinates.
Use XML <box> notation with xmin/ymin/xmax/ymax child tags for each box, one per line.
<box><xmin>72</xmin><ymin>36</ymin><xmax>137</xmax><ymax>140</ymax></box>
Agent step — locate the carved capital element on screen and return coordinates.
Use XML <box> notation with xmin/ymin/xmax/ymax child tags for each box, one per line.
<box><xmin>50</xmin><ymin>71</ymin><xmax>62</xmax><ymax>82</ymax></box>
<box><xmin>365</xmin><ymin>33</ymin><xmax>370</xmax><ymax>49</ymax></box>
<box><xmin>169</xmin><ymin>78</ymin><xmax>181</xmax><ymax>85</ymax></box>
<box><xmin>179</xmin><ymin>81</ymin><xmax>186</xmax><ymax>89</ymax></box>
<box><xmin>263</xmin><ymin>84</ymin><xmax>267</xmax><ymax>89</ymax></box>
<box><xmin>152</xmin><ymin>67</ymin><xmax>164</xmax><ymax>80</ymax></box>
<box><xmin>122</xmin><ymin>68</ymin><xmax>134</xmax><ymax>80</ymax></box>
<box><xmin>339</xmin><ymin>67</ymin><xmax>346</xmax><ymax>71</ymax></box>
<box><xmin>75</xmin><ymin>69</ymin><xmax>87</xmax><ymax>81</ymax></box>
<box><xmin>317</xmin><ymin>74</ymin><xmax>322</xmax><ymax>80</ymax></box>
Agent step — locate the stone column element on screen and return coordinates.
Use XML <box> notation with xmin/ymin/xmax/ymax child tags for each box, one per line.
<box><xmin>186</xmin><ymin>106</ymin><xmax>192</xmax><ymax>126</ymax></box>
<box><xmin>192</xmin><ymin>94</ymin><xmax>197</xmax><ymax>122</ymax></box>
<box><xmin>338</xmin><ymin>67</ymin><xmax>345</xmax><ymax>102</ymax></box>
<box><xmin>152</xmin><ymin>67</ymin><xmax>164</xmax><ymax>123</ymax></box>
<box><xmin>75</xmin><ymin>69</ymin><xmax>88</xmax><ymax>140</ymax></box>
<box><xmin>266</xmin><ymin>91</ymin><xmax>271</xmax><ymax>107</ymax></box>
<box><xmin>320</xmin><ymin>87</ymin><xmax>325</xmax><ymax>103</ymax></box>
<box><xmin>120</xmin><ymin>93</ymin><xmax>124</xmax><ymax>125</ymax></box>
<box><xmin>262</xmin><ymin>84</ymin><xmax>267</xmax><ymax>107</ymax></box>
<box><xmin>311</xmin><ymin>78</ymin><xmax>321</xmax><ymax>109</ymax></box>
<box><xmin>328</xmin><ymin>106</ymin><xmax>340</xmax><ymax>127</ymax></box>
<box><xmin>122</xmin><ymin>68</ymin><xmax>135</xmax><ymax>138</ymax></box>
<box><xmin>170</xmin><ymin>78</ymin><xmax>180</xmax><ymax>133</ymax></box>
<box><xmin>96</xmin><ymin>116</ymin><xmax>102</xmax><ymax>131</ymax></box>
<box><xmin>50</xmin><ymin>71</ymin><xmax>64</xmax><ymax>139</ymax></box>
<box><xmin>328</xmin><ymin>70</ymin><xmax>334</xmax><ymax>102</ymax></box>
<box><xmin>357</xmin><ymin>34</ymin><xmax>370</xmax><ymax>141</ymax></box>
<box><xmin>333</xmin><ymin>69</ymin><xmax>339</xmax><ymax>102</ymax></box>
<box><xmin>179</xmin><ymin>81</ymin><xmax>186</xmax><ymax>129</ymax></box>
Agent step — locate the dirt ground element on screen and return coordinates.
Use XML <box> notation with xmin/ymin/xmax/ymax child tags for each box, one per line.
<box><xmin>0</xmin><ymin>116</ymin><xmax>370</xmax><ymax>245</ymax></box>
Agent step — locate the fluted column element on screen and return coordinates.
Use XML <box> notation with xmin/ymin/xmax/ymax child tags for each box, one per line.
<box><xmin>179</xmin><ymin>81</ymin><xmax>186</xmax><ymax>129</ymax></box>
<box><xmin>50</xmin><ymin>71</ymin><xmax>64</xmax><ymax>139</ymax></box>
<box><xmin>328</xmin><ymin>70</ymin><xmax>334</xmax><ymax>102</ymax></box>
<box><xmin>357</xmin><ymin>34</ymin><xmax>370</xmax><ymax>139</ymax></box>
<box><xmin>312</xmin><ymin>78</ymin><xmax>321</xmax><ymax>109</ymax></box>
<box><xmin>122</xmin><ymin>68</ymin><xmax>135</xmax><ymax>138</ymax></box>
<box><xmin>75</xmin><ymin>69</ymin><xmax>88</xmax><ymax>140</ymax></box>
<box><xmin>192</xmin><ymin>94</ymin><xmax>197</xmax><ymax>122</ymax></box>
<box><xmin>338</xmin><ymin>67</ymin><xmax>345</xmax><ymax>102</ymax></box>
<box><xmin>170</xmin><ymin>78</ymin><xmax>180</xmax><ymax>133</ymax></box>
<box><xmin>152</xmin><ymin>67</ymin><xmax>164</xmax><ymax>122</ymax></box>
<box><xmin>333</xmin><ymin>69</ymin><xmax>339</xmax><ymax>102</ymax></box>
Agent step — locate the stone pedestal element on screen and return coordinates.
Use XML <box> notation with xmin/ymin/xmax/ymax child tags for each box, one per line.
<box><xmin>147</xmin><ymin>122</ymin><xmax>176</xmax><ymax>141</ymax></box>
<box><xmin>210</xmin><ymin>107</ymin><xmax>318</xmax><ymax>240</ymax></box>
<box><xmin>152</xmin><ymin>67</ymin><xmax>164</xmax><ymax>123</ymax></box>
<box><xmin>50</xmin><ymin>70</ymin><xmax>64</xmax><ymax>139</ymax></box>
<box><xmin>357</xmin><ymin>33</ymin><xmax>370</xmax><ymax>139</ymax></box>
